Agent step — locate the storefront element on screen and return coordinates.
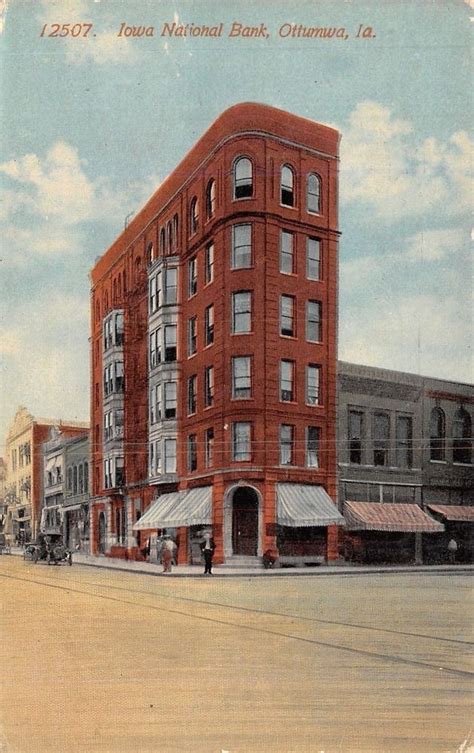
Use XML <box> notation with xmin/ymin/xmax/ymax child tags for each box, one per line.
<box><xmin>343</xmin><ymin>501</ymin><xmax>444</xmax><ymax>564</ymax></box>
<box><xmin>424</xmin><ymin>505</ymin><xmax>474</xmax><ymax>564</ymax></box>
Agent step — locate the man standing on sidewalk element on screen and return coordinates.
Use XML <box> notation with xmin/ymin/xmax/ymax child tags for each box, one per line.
<box><xmin>200</xmin><ymin>531</ymin><xmax>216</xmax><ymax>575</ymax></box>
<box><xmin>447</xmin><ymin>538</ymin><xmax>458</xmax><ymax>564</ymax></box>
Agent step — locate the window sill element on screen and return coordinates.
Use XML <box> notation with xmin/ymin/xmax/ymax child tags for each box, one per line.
<box><xmin>187</xmin><ymin>352</ymin><xmax>198</xmax><ymax>360</ymax></box>
<box><xmin>232</xmin><ymin>196</ymin><xmax>254</xmax><ymax>203</ymax></box>
<box><xmin>306</xmin><ymin>339</ymin><xmax>323</xmax><ymax>345</ymax></box>
<box><xmin>280</xmin><ymin>400</ymin><xmax>297</xmax><ymax>405</ymax></box>
<box><xmin>305</xmin><ymin>402</ymin><xmax>323</xmax><ymax>408</ymax></box>
<box><xmin>279</xmin><ymin>270</ymin><xmax>297</xmax><ymax>277</ymax></box>
<box><xmin>280</xmin><ymin>334</ymin><xmax>297</xmax><ymax>340</ymax></box>
<box><xmin>231</xmin><ymin>331</ymin><xmax>254</xmax><ymax>336</ymax></box>
<box><xmin>204</xmin><ymin>341</ymin><xmax>214</xmax><ymax>350</ymax></box>
<box><xmin>280</xmin><ymin>203</ymin><xmax>297</xmax><ymax>211</ymax></box>
<box><xmin>203</xmin><ymin>280</ymin><xmax>214</xmax><ymax>289</ymax></box>
<box><xmin>230</xmin><ymin>265</ymin><xmax>254</xmax><ymax>272</ymax></box>
<box><xmin>231</xmin><ymin>397</ymin><xmax>253</xmax><ymax>402</ymax></box>
<box><xmin>453</xmin><ymin>462</ymin><xmax>473</xmax><ymax>467</ymax></box>
<box><xmin>429</xmin><ymin>459</ymin><xmax>447</xmax><ymax>464</ymax></box>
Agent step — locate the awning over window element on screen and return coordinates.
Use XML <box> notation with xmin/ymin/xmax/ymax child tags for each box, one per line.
<box><xmin>276</xmin><ymin>483</ymin><xmax>344</xmax><ymax>527</ymax></box>
<box><xmin>344</xmin><ymin>501</ymin><xmax>444</xmax><ymax>533</ymax></box>
<box><xmin>427</xmin><ymin>504</ymin><xmax>474</xmax><ymax>523</ymax></box>
<box><xmin>133</xmin><ymin>487</ymin><xmax>212</xmax><ymax>531</ymax></box>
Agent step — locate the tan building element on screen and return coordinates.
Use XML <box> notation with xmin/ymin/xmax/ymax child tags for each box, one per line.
<box><xmin>4</xmin><ymin>407</ymin><xmax>88</xmax><ymax>541</ymax></box>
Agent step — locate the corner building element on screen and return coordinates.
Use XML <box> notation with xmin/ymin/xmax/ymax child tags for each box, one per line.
<box><xmin>90</xmin><ymin>103</ymin><xmax>343</xmax><ymax>564</ymax></box>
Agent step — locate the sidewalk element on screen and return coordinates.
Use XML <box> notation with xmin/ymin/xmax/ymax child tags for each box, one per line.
<box><xmin>8</xmin><ymin>546</ymin><xmax>473</xmax><ymax>578</ymax></box>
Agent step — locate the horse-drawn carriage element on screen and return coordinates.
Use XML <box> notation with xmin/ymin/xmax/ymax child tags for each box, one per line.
<box><xmin>24</xmin><ymin>532</ymin><xmax>72</xmax><ymax>566</ymax></box>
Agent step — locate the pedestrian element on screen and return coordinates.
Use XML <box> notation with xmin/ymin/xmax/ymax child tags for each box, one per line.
<box><xmin>200</xmin><ymin>531</ymin><xmax>216</xmax><ymax>575</ymax></box>
<box><xmin>161</xmin><ymin>535</ymin><xmax>176</xmax><ymax>573</ymax></box>
<box><xmin>447</xmin><ymin>538</ymin><xmax>458</xmax><ymax>564</ymax></box>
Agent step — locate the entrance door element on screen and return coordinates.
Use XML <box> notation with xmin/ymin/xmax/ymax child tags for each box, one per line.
<box><xmin>232</xmin><ymin>487</ymin><xmax>258</xmax><ymax>555</ymax></box>
<box><xmin>98</xmin><ymin>512</ymin><xmax>106</xmax><ymax>554</ymax></box>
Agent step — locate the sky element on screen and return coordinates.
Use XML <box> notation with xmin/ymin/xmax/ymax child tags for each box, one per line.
<box><xmin>0</xmin><ymin>0</ymin><xmax>472</xmax><ymax>454</ymax></box>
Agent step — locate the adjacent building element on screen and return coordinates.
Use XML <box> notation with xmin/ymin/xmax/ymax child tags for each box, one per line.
<box><xmin>90</xmin><ymin>102</ymin><xmax>344</xmax><ymax>564</ymax></box>
<box><xmin>4</xmin><ymin>407</ymin><xmax>88</xmax><ymax>541</ymax></box>
<box><xmin>41</xmin><ymin>427</ymin><xmax>90</xmax><ymax>551</ymax></box>
<box><xmin>338</xmin><ymin>362</ymin><xmax>473</xmax><ymax>564</ymax></box>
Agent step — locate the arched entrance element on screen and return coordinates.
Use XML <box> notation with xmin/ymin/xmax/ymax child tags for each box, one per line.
<box><xmin>98</xmin><ymin>511</ymin><xmax>107</xmax><ymax>554</ymax></box>
<box><xmin>232</xmin><ymin>487</ymin><xmax>259</xmax><ymax>556</ymax></box>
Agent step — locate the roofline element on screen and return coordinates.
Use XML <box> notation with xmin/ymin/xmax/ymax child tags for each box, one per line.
<box><xmin>337</xmin><ymin>360</ymin><xmax>473</xmax><ymax>389</ymax></box>
<box><xmin>91</xmin><ymin>102</ymin><xmax>340</xmax><ymax>285</ymax></box>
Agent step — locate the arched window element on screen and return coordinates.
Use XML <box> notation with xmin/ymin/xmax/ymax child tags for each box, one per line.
<box><xmin>453</xmin><ymin>408</ymin><xmax>472</xmax><ymax>464</ymax></box>
<box><xmin>281</xmin><ymin>165</ymin><xmax>295</xmax><ymax>207</ymax></box>
<box><xmin>84</xmin><ymin>462</ymin><xmax>89</xmax><ymax>493</ymax></box>
<box><xmin>233</xmin><ymin>157</ymin><xmax>253</xmax><ymax>199</ymax></box>
<box><xmin>118</xmin><ymin>273</ymin><xmax>122</xmax><ymax>299</ymax></box>
<box><xmin>123</xmin><ymin>270</ymin><xmax>127</xmax><ymax>292</ymax></box>
<box><xmin>159</xmin><ymin>227</ymin><xmax>165</xmax><ymax>255</ymax></box>
<box><xmin>146</xmin><ymin>242</ymin><xmax>154</xmax><ymax>266</ymax></box>
<box><xmin>78</xmin><ymin>464</ymin><xmax>84</xmax><ymax>494</ymax></box>
<box><xmin>135</xmin><ymin>256</ymin><xmax>142</xmax><ymax>282</ymax></box>
<box><xmin>67</xmin><ymin>467</ymin><xmax>73</xmax><ymax>491</ymax></box>
<box><xmin>206</xmin><ymin>179</ymin><xmax>216</xmax><ymax>218</ymax></box>
<box><xmin>307</xmin><ymin>173</ymin><xmax>321</xmax><ymax>214</ymax></box>
<box><xmin>189</xmin><ymin>197</ymin><xmax>199</xmax><ymax>235</ymax></box>
<box><xmin>73</xmin><ymin>466</ymin><xmax>78</xmax><ymax>495</ymax></box>
<box><xmin>430</xmin><ymin>407</ymin><xmax>446</xmax><ymax>461</ymax></box>
<box><xmin>173</xmin><ymin>214</ymin><xmax>179</xmax><ymax>251</ymax></box>
<box><xmin>167</xmin><ymin>221</ymin><xmax>173</xmax><ymax>253</ymax></box>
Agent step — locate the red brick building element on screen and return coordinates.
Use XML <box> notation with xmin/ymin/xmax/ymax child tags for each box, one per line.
<box><xmin>90</xmin><ymin>102</ymin><xmax>344</xmax><ymax>564</ymax></box>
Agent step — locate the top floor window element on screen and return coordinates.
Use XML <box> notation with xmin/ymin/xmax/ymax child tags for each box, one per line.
<box><xmin>396</xmin><ymin>415</ymin><xmax>413</xmax><ymax>468</ymax></box>
<box><xmin>233</xmin><ymin>157</ymin><xmax>253</xmax><ymax>199</ymax></box>
<box><xmin>189</xmin><ymin>196</ymin><xmax>199</xmax><ymax>235</ymax></box>
<box><xmin>160</xmin><ymin>227</ymin><xmax>165</xmax><ymax>256</ymax></box>
<box><xmin>167</xmin><ymin>221</ymin><xmax>173</xmax><ymax>254</ymax></box>
<box><xmin>206</xmin><ymin>179</ymin><xmax>216</xmax><ymax>218</ymax></box>
<box><xmin>453</xmin><ymin>407</ymin><xmax>472</xmax><ymax>464</ymax></box>
<box><xmin>349</xmin><ymin>410</ymin><xmax>363</xmax><ymax>465</ymax></box>
<box><xmin>430</xmin><ymin>407</ymin><xmax>445</xmax><ymax>461</ymax></box>
<box><xmin>307</xmin><ymin>173</ymin><xmax>321</xmax><ymax>214</ymax></box>
<box><xmin>373</xmin><ymin>413</ymin><xmax>390</xmax><ymax>466</ymax></box>
<box><xmin>146</xmin><ymin>242</ymin><xmax>154</xmax><ymax>267</ymax></box>
<box><xmin>281</xmin><ymin>164</ymin><xmax>295</xmax><ymax>207</ymax></box>
<box><xmin>172</xmin><ymin>213</ymin><xmax>179</xmax><ymax>252</ymax></box>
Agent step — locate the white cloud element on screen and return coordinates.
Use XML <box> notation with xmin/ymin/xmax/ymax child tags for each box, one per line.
<box><xmin>0</xmin><ymin>141</ymin><xmax>162</xmax><ymax>266</ymax></box>
<box><xmin>340</xmin><ymin>101</ymin><xmax>473</xmax><ymax>220</ymax></box>
<box><xmin>340</xmin><ymin>292</ymin><xmax>472</xmax><ymax>382</ymax></box>
<box><xmin>404</xmin><ymin>227</ymin><xmax>467</xmax><ymax>262</ymax></box>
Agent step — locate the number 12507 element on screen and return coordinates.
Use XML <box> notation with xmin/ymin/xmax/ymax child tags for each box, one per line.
<box><xmin>39</xmin><ymin>23</ymin><xmax>93</xmax><ymax>37</ymax></box>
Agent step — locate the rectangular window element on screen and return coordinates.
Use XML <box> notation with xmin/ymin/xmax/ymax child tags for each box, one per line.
<box><xmin>164</xmin><ymin>382</ymin><xmax>177</xmax><ymax>419</ymax></box>
<box><xmin>164</xmin><ymin>267</ymin><xmax>177</xmax><ymax>304</ymax></box>
<box><xmin>205</xmin><ymin>242</ymin><xmax>214</xmax><ymax>283</ymax></box>
<box><xmin>164</xmin><ymin>325</ymin><xmax>177</xmax><ymax>361</ymax></box>
<box><xmin>204</xmin><ymin>366</ymin><xmax>214</xmax><ymax>407</ymax></box>
<box><xmin>306</xmin><ymin>238</ymin><xmax>321</xmax><ymax>281</ymax></box>
<box><xmin>306</xmin><ymin>300</ymin><xmax>322</xmax><ymax>342</ymax></box>
<box><xmin>164</xmin><ymin>438</ymin><xmax>177</xmax><ymax>474</ymax></box>
<box><xmin>280</xmin><ymin>230</ymin><xmax>294</xmax><ymax>274</ymax></box>
<box><xmin>188</xmin><ymin>257</ymin><xmax>197</xmax><ymax>297</ymax></box>
<box><xmin>115</xmin><ymin>409</ymin><xmax>124</xmax><ymax>437</ymax></box>
<box><xmin>205</xmin><ymin>304</ymin><xmax>214</xmax><ymax>345</ymax></box>
<box><xmin>104</xmin><ymin>318</ymin><xmax>113</xmax><ymax>350</ymax></box>
<box><xmin>205</xmin><ymin>428</ymin><xmax>214</xmax><ymax>468</ymax></box>
<box><xmin>188</xmin><ymin>434</ymin><xmax>197</xmax><ymax>472</ymax></box>
<box><xmin>115</xmin><ymin>313</ymin><xmax>124</xmax><ymax>346</ymax></box>
<box><xmin>149</xmin><ymin>275</ymin><xmax>157</xmax><ymax>313</ymax></box>
<box><xmin>373</xmin><ymin>413</ymin><xmax>390</xmax><ymax>466</ymax></box>
<box><xmin>232</xmin><ymin>224</ymin><xmax>252</xmax><ymax>269</ymax></box>
<box><xmin>280</xmin><ymin>295</ymin><xmax>295</xmax><ymax>337</ymax></box>
<box><xmin>232</xmin><ymin>356</ymin><xmax>251</xmax><ymax>399</ymax></box>
<box><xmin>306</xmin><ymin>427</ymin><xmax>320</xmax><ymax>468</ymax></box>
<box><xmin>155</xmin><ymin>383</ymin><xmax>162</xmax><ymax>421</ymax></box>
<box><xmin>156</xmin><ymin>439</ymin><xmax>162</xmax><ymax>474</ymax></box>
<box><xmin>104</xmin><ymin>458</ymin><xmax>112</xmax><ymax>489</ymax></box>
<box><xmin>150</xmin><ymin>328</ymin><xmax>161</xmax><ymax>367</ymax></box>
<box><xmin>188</xmin><ymin>374</ymin><xmax>197</xmax><ymax>415</ymax></box>
<box><xmin>115</xmin><ymin>457</ymin><xmax>125</xmax><ymax>487</ymax></box>
<box><xmin>280</xmin><ymin>360</ymin><xmax>295</xmax><ymax>402</ymax></box>
<box><xmin>396</xmin><ymin>416</ymin><xmax>413</xmax><ymax>468</ymax></box>
<box><xmin>150</xmin><ymin>388</ymin><xmax>155</xmax><ymax>424</ymax></box>
<box><xmin>280</xmin><ymin>425</ymin><xmax>294</xmax><ymax>465</ymax></box>
<box><xmin>232</xmin><ymin>291</ymin><xmax>251</xmax><ymax>333</ymax></box>
<box><xmin>188</xmin><ymin>317</ymin><xmax>197</xmax><ymax>356</ymax></box>
<box><xmin>232</xmin><ymin>422</ymin><xmax>251</xmax><ymax>461</ymax></box>
<box><xmin>104</xmin><ymin>411</ymin><xmax>111</xmax><ymax>440</ymax></box>
<box><xmin>115</xmin><ymin>361</ymin><xmax>124</xmax><ymax>392</ymax></box>
<box><xmin>149</xmin><ymin>442</ymin><xmax>155</xmax><ymax>477</ymax></box>
<box><xmin>306</xmin><ymin>364</ymin><xmax>321</xmax><ymax>406</ymax></box>
<box><xmin>349</xmin><ymin>410</ymin><xmax>363</xmax><ymax>465</ymax></box>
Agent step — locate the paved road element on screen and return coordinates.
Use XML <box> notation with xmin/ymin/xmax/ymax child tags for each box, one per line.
<box><xmin>1</xmin><ymin>557</ymin><xmax>472</xmax><ymax>753</ymax></box>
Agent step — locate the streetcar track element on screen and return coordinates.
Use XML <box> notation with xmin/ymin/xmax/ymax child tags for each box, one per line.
<box><xmin>2</xmin><ymin>570</ymin><xmax>473</xmax><ymax>680</ymax></box>
<box><xmin>73</xmin><ymin>575</ymin><xmax>474</xmax><ymax>648</ymax></box>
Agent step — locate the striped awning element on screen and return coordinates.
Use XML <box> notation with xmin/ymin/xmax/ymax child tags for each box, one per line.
<box><xmin>344</xmin><ymin>501</ymin><xmax>444</xmax><ymax>533</ymax></box>
<box><xmin>427</xmin><ymin>505</ymin><xmax>474</xmax><ymax>523</ymax></box>
<box><xmin>276</xmin><ymin>483</ymin><xmax>344</xmax><ymax>527</ymax></box>
<box><xmin>133</xmin><ymin>487</ymin><xmax>212</xmax><ymax>530</ymax></box>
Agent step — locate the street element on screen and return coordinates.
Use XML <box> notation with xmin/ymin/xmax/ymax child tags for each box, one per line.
<box><xmin>1</xmin><ymin>557</ymin><xmax>472</xmax><ymax>753</ymax></box>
